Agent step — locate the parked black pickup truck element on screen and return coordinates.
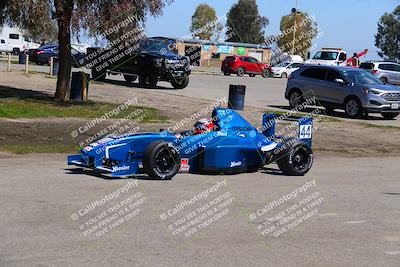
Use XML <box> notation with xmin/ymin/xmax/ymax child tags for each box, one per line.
<box><xmin>87</xmin><ymin>38</ymin><xmax>191</xmax><ymax>89</ymax></box>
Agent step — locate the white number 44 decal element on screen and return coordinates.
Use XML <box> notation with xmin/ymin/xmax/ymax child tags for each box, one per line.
<box><xmin>299</xmin><ymin>124</ymin><xmax>312</xmax><ymax>139</ymax></box>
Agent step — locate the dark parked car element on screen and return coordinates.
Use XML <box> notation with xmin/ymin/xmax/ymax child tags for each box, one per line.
<box><xmin>285</xmin><ymin>65</ymin><xmax>400</xmax><ymax>119</ymax></box>
<box><xmin>88</xmin><ymin>38</ymin><xmax>191</xmax><ymax>89</ymax></box>
<box><xmin>29</xmin><ymin>45</ymin><xmax>86</xmax><ymax>67</ymax></box>
<box><xmin>221</xmin><ymin>55</ymin><xmax>272</xmax><ymax>78</ymax></box>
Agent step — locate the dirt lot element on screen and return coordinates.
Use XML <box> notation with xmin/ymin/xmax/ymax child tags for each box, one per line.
<box><xmin>1</xmin><ymin>71</ymin><xmax>400</xmax><ymax>156</ymax></box>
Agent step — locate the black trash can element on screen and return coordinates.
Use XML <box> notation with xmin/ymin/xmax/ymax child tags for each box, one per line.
<box><xmin>70</xmin><ymin>72</ymin><xmax>90</xmax><ymax>101</ymax></box>
<box><xmin>18</xmin><ymin>51</ymin><xmax>26</xmax><ymax>64</ymax></box>
<box><xmin>52</xmin><ymin>57</ymin><xmax>59</xmax><ymax>76</ymax></box>
<box><xmin>228</xmin><ymin>84</ymin><xmax>246</xmax><ymax>110</ymax></box>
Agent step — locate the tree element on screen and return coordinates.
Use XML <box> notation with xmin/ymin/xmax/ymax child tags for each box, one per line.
<box><xmin>190</xmin><ymin>4</ymin><xmax>223</xmax><ymax>41</ymax></box>
<box><xmin>225</xmin><ymin>0</ymin><xmax>268</xmax><ymax>44</ymax></box>
<box><xmin>277</xmin><ymin>11</ymin><xmax>318</xmax><ymax>57</ymax></box>
<box><xmin>375</xmin><ymin>5</ymin><xmax>400</xmax><ymax>61</ymax></box>
<box><xmin>1</xmin><ymin>0</ymin><xmax>172</xmax><ymax>101</ymax></box>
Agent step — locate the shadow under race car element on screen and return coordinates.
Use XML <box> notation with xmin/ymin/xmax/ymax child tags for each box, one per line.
<box><xmin>68</xmin><ymin>108</ymin><xmax>314</xmax><ymax>179</ymax></box>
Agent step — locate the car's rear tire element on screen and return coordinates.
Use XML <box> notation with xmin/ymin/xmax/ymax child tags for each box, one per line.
<box><xmin>124</xmin><ymin>74</ymin><xmax>137</xmax><ymax>83</ymax></box>
<box><xmin>288</xmin><ymin>90</ymin><xmax>304</xmax><ymax>109</ymax></box>
<box><xmin>382</xmin><ymin>113</ymin><xmax>399</xmax><ymax>119</ymax></box>
<box><xmin>223</xmin><ymin>72</ymin><xmax>231</xmax><ymax>76</ymax></box>
<box><xmin>139</xmin><ymin>69</ymin><xmax>158</xmax><ymax>88</ymax></box>
<box><xmin>171</xmin><ymin>76</ymin><xmax>189</xmax><ymax>89</ymax></box>
<box><xmin>380</xmin><ymin>77</ymin><xmax>388</xmax><ymax>84</ymax></box>
<box><xmin>281</xmin><ymin>73</ymin><xmax>288</xmax><ymax>79</ymax></box>
<box><xmin>237</xmin><ymin>67</ymin><xmax>245</xmax><ymax>77</ymax></box>
<box><xmin>143</xmin><ymin>141</ymin><xmax>181</xmax><ymax>180</ymax></box>
<box><xmin>262</xmin><ymin>69</ymin><xmax>270</xmax><ymax>78</ymax></box>
<box><xmin>277</xmin><ymin>140</ymin><xmax>313</xmax><ymax>176</ymax></box>
<box><xmin>344</xmin><ymin>97</ymin><xmax>362</xmax><ymax>118</ymax></box>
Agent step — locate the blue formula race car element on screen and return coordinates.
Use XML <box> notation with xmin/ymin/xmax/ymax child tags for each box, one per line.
<box><xmin>68</xmin><ymin>108</ymin><xmax>314</xmax><ymax>179</ymax></box>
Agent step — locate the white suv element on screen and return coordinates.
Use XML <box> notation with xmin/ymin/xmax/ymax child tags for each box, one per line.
<box><xmin>360</xmin><ymin>61</ymin><xmax>400</xmax><ymax>85</ymax></box>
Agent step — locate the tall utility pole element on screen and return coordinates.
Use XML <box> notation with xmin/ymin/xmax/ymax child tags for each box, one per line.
<box><xmin>291</xmin><ymin>0</ymin><xmax>298</xmax><ymax>55</ymax></box>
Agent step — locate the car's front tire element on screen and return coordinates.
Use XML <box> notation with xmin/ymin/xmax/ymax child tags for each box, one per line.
<box><xmin>143</xmin><ymin>141</ymin><xmax>181</xmax><ymax>180</ymax></box>
<box><xmin>277</xmin><ymin>140</ymin><xmax>313</xmax><ymax>176</ymax></box>
<box><xmin>262</xmin><ymin>69</ymin><xmax>270</xmax><ymax>78</ymax></box>
<box><xmin>344</xmin><ymin>97</ymin><xmax>363</xmax><ymax>118</ymax></box>
<box><xmin>171</xmin><ymin>76</ymin><xmax>189</xmax><ymax>89</ymax></box>
<box><xmin>382</xmin><ymin>113</ymin><xmax>399</xmax><ymax>119</ymax></box>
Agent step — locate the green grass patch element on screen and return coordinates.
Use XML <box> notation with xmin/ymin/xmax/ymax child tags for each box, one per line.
<box><xmin>1</xmin><ymin>144</ymin><xmax>79</xmax><ymax>154</ymax></box>
<box><xmin>0</xmin><ymin>97</ymin><xmax>167</xmax><ymax>122</ymax></box>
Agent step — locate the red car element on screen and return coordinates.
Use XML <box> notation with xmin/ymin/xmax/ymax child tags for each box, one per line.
<box><xmin>221</xmin><ymin>55</ymin><xmax>272</xmax><ymax>78</ymax></box>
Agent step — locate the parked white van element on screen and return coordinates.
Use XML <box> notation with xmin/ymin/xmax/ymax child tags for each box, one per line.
<box><xmin>0</xmin><ymin>26</ymin><xmax>40</xmax><ymax>54</ymax></box>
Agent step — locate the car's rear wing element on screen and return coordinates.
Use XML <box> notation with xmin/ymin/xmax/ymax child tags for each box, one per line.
<box><xmin>262</xmin><ymin>114</ymin><xmax>313</xmax><ymax>147</ymax></box>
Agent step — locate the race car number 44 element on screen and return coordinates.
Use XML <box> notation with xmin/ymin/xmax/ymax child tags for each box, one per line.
<box><xmin>391</xmin><ymin>103</ymin><xmax>399</xmax><ymax>109</ymax></box>
<box><xmin>299</xmin><ymin>125</ymin><xmax>312</xmax><ymax>139</ymax></box>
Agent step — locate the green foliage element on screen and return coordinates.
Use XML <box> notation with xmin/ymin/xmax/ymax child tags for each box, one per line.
<box><xmin>277</xmin><ymin>12</ymin><xmax>318</xmax><ymax>57</ymax></box>
<box><xmin>190</xmin><ymin>4</ymin><xmax>223</xmax><ymax>40</ymax></box>
<box><xmin>375</xmin><ymin>5</ymin><xmax>400</xmax><ymax>61</ymax></box>
<box><xmin>0</xmin><ymin>98</ymin><xmax>167</xmax><ymax>121</ymax></box>
<box><xmin>226</xmin><ymin>0</ymin><xmax>268</xmax><ymax>44</ymax></box>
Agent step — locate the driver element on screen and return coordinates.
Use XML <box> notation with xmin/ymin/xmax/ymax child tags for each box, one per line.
<box><xmin>193</xmin><ymin>118</ymin><xmax>214</xmax><ymax>135</ymax></box>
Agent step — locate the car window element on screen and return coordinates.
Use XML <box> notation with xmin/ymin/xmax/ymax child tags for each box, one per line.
<box><xmin>312</xmin><ymin>51</ymin><xmax>338</xmax><ymax>60</ymax></box>
<box><xmin>241</xmin><ymin>57</ymin><xmax>248</xmax><ymax>62</ymax></box>
<box><xmin>0</xmin><ymin>39</ymin><xmax>5</xmax><ymax>44</ymax></box>
<box><xmin>342</xmin><ymin>70</ymin><xmax>384</xmax><ymax>85</ymax></box>
<box><xmin>249</xmin><ymin>58</ymin><xmax>259</xmax><ymax>64</ymax></box>
<box><xmin>300</xmin><ymin>68</ymin><xmax>327</xmax><ymax>80</ymax></box>
<box><xmin>392</xmin><ymin>64</ymin><xmax>400</xmax><ymax>72</ymax></box>
<box><xmin>359</xmin><ymin>63</ymin><xmax>375</xmax><ymax>70</ymax></box>
<box><xmin>291</xmin><ymin>63</ymin><xmax>303</xmax><ymax>68</ymax></box>
<box><xmin>224</xmin><ymin>56</ymin><xmax>236</xmax><ymax>62</ymax></box>
<box><xmin>276</xmin><ymin>62</ymin><xmax>290</xmax><ymax>67</ymax></box>
<box><xmin>326</xmin><ymin>70</ymin><xmax>342</xmax><ymax>82</ymax></box>
<box><xmin>378</xmin><ymin>64</ymin><xmax>394</xmax><ymax>71</ymax></box>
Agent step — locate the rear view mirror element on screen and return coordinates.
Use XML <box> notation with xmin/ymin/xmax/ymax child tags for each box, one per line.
<box><xmin>334</xmin><ymin>78</ymin><xmax>345</xmax><ymax>84</ymax></box>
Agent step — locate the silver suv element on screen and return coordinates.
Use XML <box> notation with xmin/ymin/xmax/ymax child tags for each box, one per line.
<box><xmin>285</xmin><ymin>65</ymin><xmax>400</xmax><ymax>119</ymax></box>
<box><xmin>360</xmin><ymin>61</ymin><xmax>400</xmax><ymax>85</ymax></box>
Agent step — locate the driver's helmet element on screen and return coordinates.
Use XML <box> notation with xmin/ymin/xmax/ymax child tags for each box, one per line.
<box><xmin>193</xmin><ymin>118</ymin><xmax>214</xmax><ymax>134</ymax></box>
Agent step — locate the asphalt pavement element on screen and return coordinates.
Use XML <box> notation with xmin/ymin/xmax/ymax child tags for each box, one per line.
<box><xmin>0</xmin><ymin>153</ymin><xmax>399</xmax><ymax>266</ymax></box>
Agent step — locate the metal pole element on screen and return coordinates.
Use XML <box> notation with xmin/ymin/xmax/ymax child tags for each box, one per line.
<box><xmin>292</xmin><ymin>0</ymin><xmax>298</xmax><ymax>55</ymax></box>
<box><xmin>7</xmin><ymin>53</ymin><xmax>11</xmax><ymax>72</ymax></box>
<box><xmin>25</xmin><ymin>54</ymin><xmax>29</xmax><ymax>76</ymax></box>
<box><xmin>49</xmin><ymin>57</ymin><xmax>53</xmax><ymax>75</ymax></box>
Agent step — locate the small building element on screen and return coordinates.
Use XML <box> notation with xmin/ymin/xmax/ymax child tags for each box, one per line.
<box><xmin>152</xmin><ymin>37</ymin><xmax>272</xmax><ymax>67</ymax></box>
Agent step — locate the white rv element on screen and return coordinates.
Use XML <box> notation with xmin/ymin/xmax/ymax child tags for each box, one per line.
<box><xmin>0</xmin><ymin>26</ymin><xmax>40</xmax><ymax>54</ymax></box>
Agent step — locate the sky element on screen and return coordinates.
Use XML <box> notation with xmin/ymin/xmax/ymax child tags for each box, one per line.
<box><xmin>145</xmin><ymin>0</ymin><xmax>400</xmax><ymax>60</ymax></box>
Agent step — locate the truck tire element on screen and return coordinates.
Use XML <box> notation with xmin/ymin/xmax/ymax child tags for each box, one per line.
<box><xmin>143</xmin><ymin>141</ymin><xmax>181</xmax><ymax>180</ymax></box>
<box><xmin>92</xmin><ymin>68</ymin><xmax>106</xmax><ymax>82</ymax></box>
<box><xmin>139</xmin><ymin>70</ymin><xmax>158</xmax><ymax>88</ymax></box>
<box><xmin>171</xmin><ymin>76</ymin><xmax>189</xmax><ymax>89</ymax></box>
<box><xmin>277</xmin><ymin>140</ymin><xmax>313</xmax><ymax>176</ymax></box>
<box><xmin>124</xmin><ymin>74</ymin><xmax>137</xmax><ymax>83</ymax></box>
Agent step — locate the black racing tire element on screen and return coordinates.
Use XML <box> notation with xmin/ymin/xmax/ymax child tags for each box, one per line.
<box><xmin>143</xmin><ymin>141</ymin><xmax>181</xmax><ymax>180</ymax></box>
<box><xmin>139</xmin><ymin>69</ymin><xmax>158</xmax><ymax>88</ymax></box>
<box><xmin>92</xmin><ymin>68</ymin><xmax>106</xmax><ymax>82</ymax></box>
<box><xmin>237</xmin><ymin>67</ymin><xmax>245</xmax><ymax>77</ymax></box>
<box><xmin>381</xmin><ymin>113</ymin><xmax>399</xmax><ymax>119</ymax></box>
<box><xmin>124</xmin><ymin>74</ymin><xmax>137</xmax><ymax>83</ymax></box>
<box><xmin>171</xmin><ymin>76</ymin><xmax>189</xmax><ymax>89</ymax></box>
<box><xmin>262</xmin><ymin>69</ymin><xmax>270</xmax><ymax>78</ymax></box>
<box><xmin>277</xmin><ymin>140</ymin><xmax>313</xmax><ymax>176</ymax></box>
<box><xmin>344</xmin><ymin>97</ymin><xmax>363</xmax><ymax>118</ymax></box>
<box><xmin>288</xmin><ymin>89</ymin><xmax>304</xmax><ymax>109</ymax></box>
